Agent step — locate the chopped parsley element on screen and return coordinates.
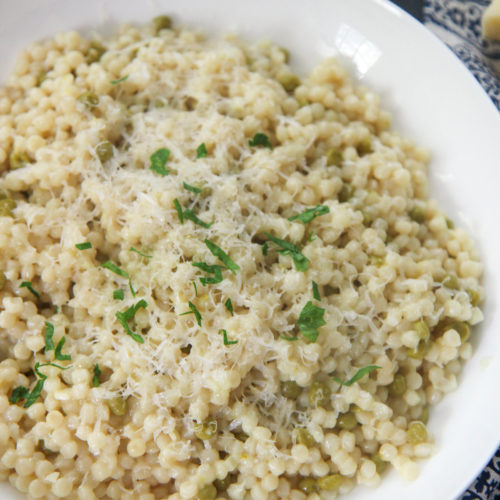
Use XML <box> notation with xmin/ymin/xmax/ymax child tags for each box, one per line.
<box><xmin>54</xmin><ymin>337</ymin><xmax>71</xmax><ymax>361</ymax></box>
<box><xmin>280</xmin><ymin>334</ymin><xmax>299</xmax><ymax>341</ymax></box>
<box><xmin>116</xmin><ymin>299</ymin><xmax>148</xmax><ymax>344</ymax></box>
<box><xmin>332</xmin><ymin>365</ymin><xmax>381</xmax><ymax>386</ymax></box>
<box><xmin>129</xmin><ymin>247</ymin><xmax>152</xmax><ymax>258</ymax></box>
<box><xmin>174</xmin><ymin>199</ymin><xmax>212</xmax><ymax>228</ymax></box>
<box><xmin>224</xmin><ymin>298</ymin><xmax>234</xmax><ymax>316</ymax></box>
<box><xmin>196</xmin><ymin>143</ymin><xmax>207</xmax><ymax>158</ymax></box>
<box><xmin>173</xmin><ymin>198</ymin><xmax>184</xmax><ymax>224</ymax></box>
<box><xmin>150</xmin><ymin>148</ymin><xmax>170</xmax><ymax>176</ymax></box>
<box><xmin>183</xmin><ymin>181</ymin><xmax>203</xmax><ymax>194</ymax></box>
<box><xmin>297</xmin><ymin>301</ymin><xmax>326</xmax><ymax>342</ymax></box>
<box><xmin>192</xmin><ymin>281</ymin><xmax>198</xmax><ymax>296</ymax></box>
<box><xmin>312</xmin><ymin>281</ymin><xmax>320</xmax><ymax>301</ymax></box>
<box><xmin>111</xmin><ymin>75</ymin><xmax>129</xmax><ymax>84</ymax></box>
<box><xmin>92</xmin><ymin>364</ymin><xmax>102</xmax><ymax>387</ymax></box>
<box><xmin>263</xmin><ymin>232</ymin><xmax>309</xmax><ymax>272</ymax></box>
<box><xmin>262</xmin><ymin>242</ymin><xmax>269</xmax><ymax>256</ymax></box>
<box><xmin>183</xmin><ymin>209</ymin><xmax>213</xmax><ymax>229</ymax></box>
<box><xmin>44</xmin><ymin>321</ymin><xmax>55</xmax><ymax>352</ymax></box>
<box><xmin>113</xmin><ymin>289</ymin><xmax>124</xmax><ymax>300</ymax></box>
<box><xmin>75</xmin><ymin>242</ymin><xmax>92</xmax><ymax>250</ymax></box>
<box><xmin>248</xmin><ymin>132</ymin><xmax>273</xmax><ymax>149</ymax></box>
<box><xmin>219</xmin><ymin>329</ymin><xmax>238</xmax><ymax>345</ymax></box>
<box><xmin>307</xmin><ymin>231</ymin><xmax>317</xmax><ymax>242</ymax></box>
<box><xmin>192</xmin><ymin>262</ymin><xmax>224</xmax><ymax>285</ymax></box>
<box><xmin>35</xmin><ymin>362</ymin><xmax>70</xmax><ymax>379</ymax></box>
<box><xmin>180</xmin><ymin>301</ymin><xmax>202</xmax><ymax>326</ymax></box>
<box><xmin>204</xmin><ymin>239</ymin><xmax>240</xmax><ymax>275</ymax></box>
<box><xmin>102</xmin><ymin>261</ymin><xmax>135</xmax><ymax>297</ymax></box>
<box><xmin>9</xmin><ymin>386</ymin><xmax>29</xmax><ymax>405</ymax></box>
<box><xmin>288</xmin><ymin>205</ymin><xmax>330</xmax><ymax>224</ymax></box>
<box><xmin>20</xmin><ymin>281</ymin><xmax>40</xmax><ymax>299</ymax></box>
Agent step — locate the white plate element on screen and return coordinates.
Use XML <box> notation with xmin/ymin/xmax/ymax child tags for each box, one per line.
<box><xmin>0</xmin><ymin>1</ymin><xmax>499</xmax><ymax>499</ymax></box>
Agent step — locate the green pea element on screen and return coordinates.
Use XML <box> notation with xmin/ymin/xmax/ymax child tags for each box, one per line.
<box><xmin>107</xmin><ymin>396</ymin><xmax>127</xmax><ymax>416</ymax></box>
<box><xmin>441</xmin><ymin>274</ymin><xmax>460</xmax><ymax>290</ymax></box>
<box><xmin>413</xmin><ymin>320</ymin><xmax>430</xmax><ymax>342</ymax></box>
<box><xmin>78</xmin><ymin>92</ymin><xmax>99</xmax><ymax>108</ymax></box>
<box><xmin>308</xmin><ymin>381</ymin><xmax>331</xmax><ymax>408</ymax></box>
<box><xmin>389</xmin><ymin>373</ymin><xmax>406</xmax><ymax>397</ymax></box>
<box><xmin>336</xmin><ymin>411</ymin><xmax>357</xmax><ymax>431</ymax></box>
<box><xmin>419</xmin><ymin>405</ymin><xmax>429</xmax><ymax>425</ymax></box>
<box><xmin>451</xmin><ymin>321</ymin><xmax>470</xmax><ymax>342</ymax></box>
<box><xmin>0</xmin><ymin>271</ymin><xmax>6</xmax><ymax>290</ymax></box>
<box><xmin>281</xmin><ymin>380</ymin><xmax>301</xmax><ymax>400</ymax></box>
<box><xmin>214</xmin><ymin>473</ymin><xmax>236</xmax><ymax>492</ymax></box>
<box><xmin>36</xmin><ymin>72</ymin><xmax>47</xmax><ymax>87</ymax></box>
<box><xmin>369</xmin><ymin>255</ymin><xmax>385</xmax><ymax>267</ymax></box>
<box><xmin>0</xmin><ymin>198</ymin><xmax>16</xmax><ymax>217</ymax></box>
<box><xmin>467</xmin><ymin>288</ymin><xmax>481</xmax><ymax>307</ymax></box>
<box><xmin>153</xmin><ymin>15</ymin><xmax>173</xmax><ymax>33</ymax></box>
<box><xmin>338</xmin><ymin>183</ymin><xmax>354</xmax><ymax>203</ymax></box>
<box><xmin>317</xmin><ymin>473</ymin><xmax>342</xmax><ymax>491</ymax></box>
<box><xmin>370</xmin><ymin>452</ymin><xmax>388</xmax><ymax>474</ymax></box>
<box><xmin>194</xmin><ymin>418</ymin><xmax>217</xmax><ymax>440</ymax></box>
<box><xmin>9</xmin><ymin>150</ymin><xmax>31</xmax><ymax>170</ymax></box>
<box><xmin>87</xmin><ymin>40</ymin><xmax>106</xmax><ymax>64</ymax></box>
<box><xmin>279</xmin><ymin>47</ymin><xmax>290</xmax><ymax>63</ymax></box>
<box><xmin>196</xmin><ymin>483</ymin><xmax>217</xmax><ymax>500</ymax></box>
<box><xmin>96</xmin><ymin>141</ymin><xmax>113</xmax><ymax>163</ymax></box>
<box><xmin>233</xmin><ymin>431</ymin><xmax>248</xmax><ymax>442</ymax></box>
<box><xmin>298</xmin><ymin>477</ymin><xmax>317</xmax><ymax>494</ymax></box>
<box><xmin>407</xmin><ymin>340</ymin><xmax>430</xmax><ymax>360</ymax></box>
<box><xmin>326</xmin><ymin>147</ymin><xmax>343</xmax><ymax>166</ymax></box>
<box><xmin>296</xmin><ymin>428</ymin><xmax>315</xmax><ymax>447</ymax></box>
<box><xmin>278</xmin><ymin>72</ymin><xmax>301</xmax><ymax>93</ymax></box>
<box><xmin>407</xmin><ymin>421</ymin><xmax>427</xmax><ymax>444</ymax></box>
<box><xmin>356</xmin><ymin>138</ymin><xmax>372</xmax><ymax>156</ymax></box>
<box><xmin>409</xmin><ymin>205</ymin><xmax>426</xmax><ymax>223</ymax></box>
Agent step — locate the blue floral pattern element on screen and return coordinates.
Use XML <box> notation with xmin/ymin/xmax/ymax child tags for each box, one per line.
<box><xmin>423</xmin><ymin>0</ymin><xmax>500</xmax><ymax>108</ymax></box>
<box><xmin>421</xmin><ymin>2</ymin><xmax>499</xmax><ymax>498</ymax></box>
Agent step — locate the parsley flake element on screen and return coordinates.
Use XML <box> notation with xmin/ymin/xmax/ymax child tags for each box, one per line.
<box><xmin>192</xmin><ymin>262</ymin><xmax>224</xmax><ymax>285</ymax></box>
<box><xmin>92</xmin><ymin>364</ymin><xmax>102</xmax><ymax>387</ymax></box>
<box><xmin>23</xmin><ymin>379</ymin><xmax>45</xmax><ymax>408</ymax></box>
<box><xmin>192</xmin><ymin>281</ymin><xmax>198</xmax><ymax>296</ymax></box>
<box><xmin>54</xmin><ymin>337</ymin><xmax>71</xmax><ymax>361</ymax></box>
<box><xmin>129</xmin><ymin>247</ymin><xmax>152</xmax><ymax>258</ymax></box>
<box><xmin>297</xmin><ymin>301</ymin><xmax>326</xmax><ymax>342</ymax></box>
<box><xmin>219</xmin><ymin>329</ymin><xmax>238</xmax><ymax>345</ymax></box>
<box><xmin>173</xmin><ymin>198</ymin><xmax>184</xmax><ymax>224</ymax></box>
<box><xmin>196</xmin><ymin>143</ymin><xmax>207</xmax><ymax>158</ymax></box>
<box><xmin>35</xmin><ymin>362</ymin><xmax>70</xmax><ymax>379</ymax></box>
<box><xmin>44</xmin><ymin>321</ymin><xmax>55</xmax><ymax>352</ymax></box>
<box><xmin>102</xmin><ymin>261</ymin><xmax>135</xmax><ymax>297</ymax></box>
<box><xmin>263</xmin><ymin>232</ymin><xmax>309</xmax><ymax>272</ymax></box>
<box><xmin>183</xmin><ymin>209</ymin><xmax>213</xmax><ymax>229</ymax></box>
<box><xmin>180</xmin><ymin>301</ymin><xmax>202</xmax><ymax>326</ymax></box>
<box><xmin>262</xmin><ymin>242</ymin><xmax>269</xmax><ymax>256</ymax></box>
<box><xmin>116</xmin><ymin>299</ymin><xmax>148</xmax><ymax>344</ymax></box>
<box><xmin>312</xmin><ymin>281</ymin><xmax>320</xmax><ymax>301</ymax></box>
<box><xmin>224</xmin><ymin>298</ymin><xmax>234</xmax><ymax>316</ymax></box>
<box><xmin>75</xmin><ymin>241</ymin><xmax>92</xmax><ymax>250</ymax></box>
<box><xmin>204</xmin><ymin>239</ymin><xmax>240</xmax><ymax>275</ymax></box>
<box><xmin>332</xmin><ymin>365</ymin><xmax>381</xmax><ymax>386</ymax></box>
<box><xmin>9</xmin><ymin>386</ymin><xmax>29</xmax><ymax>404</ymax></box>
<box><xmin>20</xmin><ymin>281</ymin><xmax>40</xmax><ymax>299</ymax></box>
<box><xmin>249</xmin><ymin>132</ymin><xmax>273</xmax><ymax>149</ymax></box>
<box><xmin>113</xmin><ymin>289</ymin><xmax>124</xmax><ymax>300</ymax></box>
<box><xmin>280</xmin><ymin>334</ymin><xmax>299</xmax><ymax>341</ymax></box>
<box><xmin>183</xmin><ymin>181</ymin><xmax>203</xmax><ymax>194</ymax></box>
<box><xmin>288</xmin><ymin>205</ymin><xmax>330</xmax><ymax>224</ymax></box>
<box><xmin>150</xmin><ymin>148</ymin><xmax>170</xmax><ymax>176</ymax></box>
<box><xmin>111</xmin><ymin>75</ymin><xmax>129</xmax><ymax>85</ymax></box>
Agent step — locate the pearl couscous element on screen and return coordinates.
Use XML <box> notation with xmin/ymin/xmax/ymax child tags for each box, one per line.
<box><xmin>0</xmin><ymin>16</ymin><xmax>483</xmax><ymax>500</ymax></box>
